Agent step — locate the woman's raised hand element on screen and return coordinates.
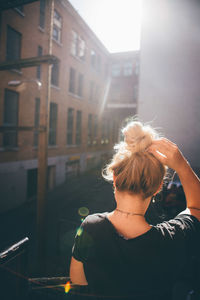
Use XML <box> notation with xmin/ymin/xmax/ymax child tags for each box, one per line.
<box><xmin>148</xmin><ymin>138</ymin><xmax>187</xmax><ymax>172</ymax></box>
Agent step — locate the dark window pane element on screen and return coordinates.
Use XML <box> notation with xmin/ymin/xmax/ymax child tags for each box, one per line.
<box><xmin>27</xmin><ymin>168</ymin><xmax>38</xmax><ymax>199</ymax></box>
<box><xmin>51</xmin><ymin>63</ymin><xmax>59</xmax><ymax>86</ymax></box>
<box><xmin>53</xmin><ymin>10</ymin><xmax>62</xmax><ymax>42</ymax></box>
<box><xmin>88</xmin><ymin>114</ymin><xmax>92</xmax><ymax>146</ymax></box>
<box><xmin>36</xmin><ymin>46</ymin><xmax>42</xmax><ymax>79</ymax></box>
<box><xmin>3</xmin><ymin>89</ymin><xmax>19</xmax><ymax>148</ymax></box>
<box><xmin>4</xmin><ymin>90</ymin><xmax>18</xmax><ymax>126</ymax></box>
<box><xmin>6</xmin><ymin>26</ymin><xmax>21</xmax><ymax>61</ymax></box>
<box><xmin>39</xmin><ymin>0</ymin><xmax>45</xmax><ymax>29</ymax></box>
<box><xmin>69</xmin><ymin>68</ymin><xmax>75</xmax><ymax>94</ymax></box>
<box><xmin>49</xmin><ymin>102</ymin><xmax>57</xmax><ymax>145</ymax></box>
<box><xmin>67</xmin><ymin>108</ymin><xmax>74</xmax><ymax>145</ymax></box>
<box><xmin>94</xmin><ymin>115</ymin><xmax>98</xmax><ymax>139</ymax></box>
<box><xmin>75</xmin><ymin>110</ymin><xmax>82</xmax><ymax>145</ymax></box>
<box><xmin>77</xmin><ymin>73</ymin><xmax>83</xmax><ymax>97</ymax></box>
<box><xmin>3</xmin><ymin>131</ymin><xmax>17</xmax><ymax>147</ymax></box>
<box><xmin>89</xmin><ymin>81</ymin><xmax>94</xmax><ymax>102</ymax></box>
<box><xmin>33</xmin><ymin>98</ymin><xmax>40</xmax><ymax>146</ymax></box>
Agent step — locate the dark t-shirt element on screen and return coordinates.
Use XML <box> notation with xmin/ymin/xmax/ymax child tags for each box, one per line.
<box><xmin>72</xmin><ymin>213</ymin><xmax>200</xmax><ymax>299</ymax></box>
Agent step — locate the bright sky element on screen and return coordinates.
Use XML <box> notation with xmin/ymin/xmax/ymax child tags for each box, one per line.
<box><xmin>68</xmin><ymin>0</ymin><xmax>142</xmax><ymax>53</ymax></box>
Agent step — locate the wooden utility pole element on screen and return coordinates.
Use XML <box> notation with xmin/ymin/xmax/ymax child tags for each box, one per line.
<box><xmin>37</xmin><ymin>0</ymin><xmax>54</xmax><ymax>274</ymax></box>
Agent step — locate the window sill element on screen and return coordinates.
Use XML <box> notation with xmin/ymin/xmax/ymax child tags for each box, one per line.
<box><xmin>0</xmin><ymin>147</ymin><xmax>19</xmax><ymax>152</ymax></box>
<box><xmin>51</xmin><ymin>84</ymin><xmax>60</xmax><ymax>90</ymax></box>
<box><xmin>66</xmin><ymin>144</ymin><xmax>78</xmax><ymax>148</ymax></box>
<box><xmin>52</xmin><ymin>38</ymin><xmax>63</xmax><ymax>47</ymax></box>
<box><xmin>13</xmin><ymin>8</ymin><xmax>25</xmax><ymax>17</ymax></box>
<box><xmin>38</xmin><ymin>26</ymin><xmax>45</xmax><ymax>33</ymax></box>
<box><xmin>48</xmin><ymin>145</ymin><xmax>58</xmax><ymax>149</ymax></box>
<box><xmin>68</xmin><ymin>92</ymin><xmax>83</xmax><ymax>100</ymax></box>
<box><xmin>9</xmin><ymin>68</ymin><xmax>23</xmax><ymax>75</ymax></box>
<box><xmin>70</xmin><ymin>53</ymin><xmax>85</xmax><ymax>63</ymax></box>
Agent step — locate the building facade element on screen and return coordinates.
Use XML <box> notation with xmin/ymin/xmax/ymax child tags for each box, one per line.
<box><xmin>138</xmin><ymin>0</ymin><xmax>200</xmax><ymax>172</ymax></box>
<box><xmin>0</xmin><ymin>0</ymin><xmax>139</xmax><ymax>212</ymax></box>
<box><xmin>107</xmin><ymin>51</ymin><xmax>139</xmax><ymax>126</ymax></box>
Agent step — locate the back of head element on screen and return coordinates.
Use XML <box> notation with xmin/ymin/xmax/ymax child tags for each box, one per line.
<box><xmin>103</xmin><ymin>121</ymin><xmax>166</xmax><ymax>199</ymax></box>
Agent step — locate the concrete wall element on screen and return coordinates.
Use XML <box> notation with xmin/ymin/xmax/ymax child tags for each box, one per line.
<box><xmin>138</xmin><ymin>0</ymin><xmax>200</xmax><ymax>168</ymax></box>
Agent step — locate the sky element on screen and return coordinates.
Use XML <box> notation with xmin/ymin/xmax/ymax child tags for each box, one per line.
<box><xmin>68</xmin><ymin>0</ymin><xmax>142</xmax><ymax>53</ymax></box>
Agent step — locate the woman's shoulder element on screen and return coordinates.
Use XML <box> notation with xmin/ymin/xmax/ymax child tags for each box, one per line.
<box><xmin>153</xmin><ymin>213</ymin><xmax>200</xmax><ymax>240</ymax></box>
<box><xmin>82</xmin><ymin>212</ymin><xmax>108</xmax><ymax>227</ymax></box>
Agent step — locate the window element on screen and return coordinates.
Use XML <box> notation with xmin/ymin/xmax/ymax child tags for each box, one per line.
<box><xmin>101</xmin><ymin>119</ymin><xmax>106</xmax><ymax>145</ymax></box>
<box><xmin>96</xmin><ymin>55</ymin><xmax>101</xmax><ymax>72</ymax></box>
<box><xmin>78</xmin><ymin>37</ymin><xmax>86</xmax><ymax>60</ymax></box>
<box><xmin>65</xmin><ymin>160</ymin><xmax>80</xmax><ymax>179</ymax></box>
<box><xmin>39</xmin><ymin>0</ymin><xmax>45</xmax><ymax>29</ymax></box>
<box><xmin>67</xmin><ymin>108</ymin><xmax>74</xmax><ymax>145</ymax></box>
<box><xmin>87</xmin><ymin>114</ymin><xmax>92</xmax><ymax>146</ymax></box>
<box><xmin>53</xmin><ymin>10</ymin><xmax>62</xmax><ymax>43</ymax></box>
<box><xmin>89</xmin><ymin>81</ymin><xmax>95</xmax><ymax>102</ymax></box>
<box><xmin>36</xmin><ymin>46</ymin><xmax>43</xmax><ymax>79</ymax></box>
<box><xmin>69</xmin><ymin>67</ymin><xmax>76</xmax><ymax>94</ymax></box>
<box><xmin>91</xmin><ymin>50</ymin><xmax>96</xmax><ymax>68</ymax></box>
<box><xmin>112</xmin><ymin>120</ymin><xmax>117</xmax><ymax>142</ymax></box>
<box><xmin>105</xmin><ymin>119</ymin><xmax>110</xmax><ymax>144</ymax></box>
<box><xmin>133</xmin><ymin>85</ymin><xmax>138</xmax><ymax>101</ymax></box>
<box><xmin>95</xmin><ymin>85</ymin><xmax>100</xmax><ymax>103</ymax></box>
<box><xmin>49</xmin><ymin>102</ymin><xmax>57</xmax><ymax>145</ymax></box>
<box><xmin>93</xmin><ymin>115</ymin><xmax>98</xmax><ymax>145</ymax></box>
<box><xmin>75</xmin><ymin>111</ymin><xmax>82</xmax><ymax>145</ymax></box>
<box><xmin>47</xmin><ymin>165</ymin><xmax>56</xmax><ymax>190</ymax></box>
<box><xmin>77</xmin><ymin>73</ymin><xmax>83</xmax><ymax>97</ymax></box>
<box><xmin>6</xmin><ymin>26</ymin><xmax>21</xmax><ymax>61</ymax></box>
<box><xmin>33</xmin><ymin>98</ymin><xmax>40</xmax><ymax>146</ymax></box>
<box><xmin>3</xmin><ymin>89</ymin><xmax>19</xmax><ymax>148</ymax></box>
<box><xmin>27</xmin><ymin>168</ymin><xmax>38</xmax><ymax>199</ymax></box>
<box><xmin>71</xmin><ymin>30</ymin><xmax>78</xmax><ymax>56</ymax></box>
<box><xmin>71</xmin><ymin>31</ymin><xmax>86</xmax><ymax>60</ymax></box>
<box><xmin>51</xmin><ymin>63</ymin><xmax>59</xmax><ymax>86</ymax></box>
<box><xmin>111</xmin><ymin>64</ymin><xmax>121</xmax><ymax>77</ymax></box>
<box><xmin>123</xmin><ymin>61</ymin><xmax>132</xmax><ymax>76</ymax></box>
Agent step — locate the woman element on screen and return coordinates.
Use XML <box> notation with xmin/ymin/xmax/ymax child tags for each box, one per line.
<box><xmin>70</xmin><ymin>121</ymin><xmax>200</xmax><ymax>299</ymax></box>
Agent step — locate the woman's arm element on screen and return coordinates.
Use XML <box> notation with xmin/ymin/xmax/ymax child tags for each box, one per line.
<box><xmin>70</xmin><ymin>256</ymin><xmax>88</xmax><ymax>285</ymax></box>
<box><xmin>149</xmin><ymin>138</ymin><xmax>200</xmax><ymax>220</ymax></box>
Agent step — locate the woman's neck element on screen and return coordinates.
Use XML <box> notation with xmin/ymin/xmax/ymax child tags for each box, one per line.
<box><xmin>114</xmin><ymin>190</ymin><xmax>151</xmax><ymax>216</ymax></box>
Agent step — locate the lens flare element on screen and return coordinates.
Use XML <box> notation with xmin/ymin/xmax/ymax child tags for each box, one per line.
<box><xmin>64</xmin><ymin>281</ymin><xmax>71</xmax><ymax>293</ymax></box>
<box><xmin>76</xmin><ymin>227</ymin><xmax>83</xmax><ymax>236</ymax></box>
<box><xmin>78</xmin><ymin>207</ymin><xmax>89</xmax><ymax>217</ymax></box>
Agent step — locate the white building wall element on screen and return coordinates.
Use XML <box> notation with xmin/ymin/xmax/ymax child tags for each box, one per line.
<box><xmin>138</xmin><ymin>0</ymin><xmax>200</xmax><ymax>169</ymax></box>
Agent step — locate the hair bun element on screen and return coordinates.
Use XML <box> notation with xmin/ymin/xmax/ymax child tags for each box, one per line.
<box><xmin>122</xmin><ymin>121</ymin><xmax>157</xmax><ymax>153</ymax></box>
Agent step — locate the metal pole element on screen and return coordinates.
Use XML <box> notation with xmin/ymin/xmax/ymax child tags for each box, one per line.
<box><xmin>37</xmin><ymin>0</ymin><xmax>54</xmax><ymax>274</ymax></box>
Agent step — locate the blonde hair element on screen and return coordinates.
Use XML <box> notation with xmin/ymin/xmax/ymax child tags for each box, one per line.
<box><xmin>103</xmin><ymin>121</ymin><xmax>166</xmax><ymax>199</ymax></box>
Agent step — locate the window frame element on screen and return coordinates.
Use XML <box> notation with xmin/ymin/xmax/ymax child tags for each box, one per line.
<box><xmin>53</xmin><ymin>9</ymin><xmax>62</xmax><ymax>43</ymax></box>
<box><xmin>6</xmin><ymin>25</ymin><xmax>22</xmax><ymax>62</ymax></box>
<box><xmin>67</xmin><ymin>108</ymin><xmax>74</xmax><ymax>146</ymax></box>
<box><xmin>75</xmin><ymin>110</ymin><xmax>82</xmax><ymax>145</ymax></box>
<box><xmin>69</xmin><ymin>67</ymin><xmax>76</xmax><ymax>94</ymax></box>
<box><xmin>48</xmin><ymin>102</ymin><xmax>58</xmax><ymax>146</ymax></box>
<box><xmin>3</xmin><ymin>89</ymin><xmax>19</xmax><ymax>149</ymax></box>
<box><xmin>39</xmin><ymin>0</ymin><xmax>45</xmax><ymax>29</ymax></box>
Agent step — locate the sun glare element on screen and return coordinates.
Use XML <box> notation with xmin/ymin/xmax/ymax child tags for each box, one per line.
<box><xmin>69</xmin><ymin>0</ymin><xmax>142</xmax><ymax>52</ymax></box>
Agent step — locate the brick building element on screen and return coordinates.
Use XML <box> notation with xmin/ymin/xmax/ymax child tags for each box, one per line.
<box><xmin>107</xmin><ymin>51</ymin><xmax>139</xmax><ymax>124</ymax></box>
<box><xmin>0</xmin><ymin>0</ymin><xmax>139</xmax><ymax>212</ymax></box>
